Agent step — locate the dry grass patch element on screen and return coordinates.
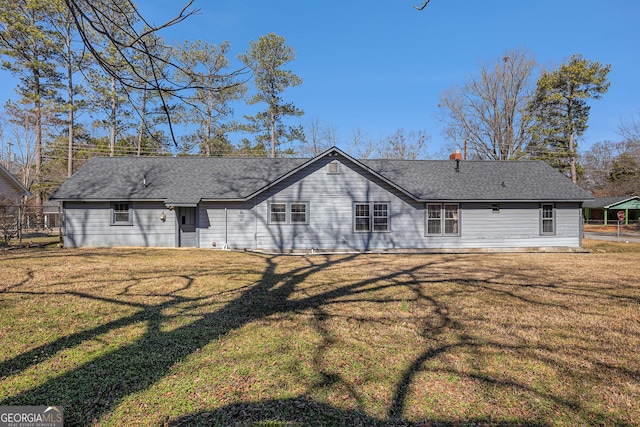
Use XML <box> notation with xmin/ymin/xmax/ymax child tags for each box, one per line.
<box><xmin>1</xmin><ymin>245</ymin><xmax>639</xmax><ymax>426</ymax></box>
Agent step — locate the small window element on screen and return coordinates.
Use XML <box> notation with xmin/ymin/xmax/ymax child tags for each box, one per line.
<box><xmin>541</xmin><ymin>204</ymin><xmax>555</xmax><ymax>234</ymax></box>
<box><xmin>328</xmin><ymin>161</ymin><xmax>340</xmax><ymax>174</ymax></box>
<box><xmin>270</xmin><ymin>203</ymin><xmax>286</xmax><ymax>223</ymax></box>
<box><xmin>111</xmin><ymin>202</ymin><xmax>132</xmax><ymax>225</ymax></box>
<box><xmin>290</xmin><ymin>203</ymin><xmax>307</xmax><ymax>223</ymax></box>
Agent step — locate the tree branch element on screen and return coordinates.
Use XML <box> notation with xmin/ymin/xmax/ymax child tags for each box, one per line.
<box><xmin>414</xmin><ymin>0</ymin><xmax>432</xmax><ymax>10</ymax></box>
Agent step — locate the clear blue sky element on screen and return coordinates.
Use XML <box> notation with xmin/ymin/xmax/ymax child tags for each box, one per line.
<box><xmin>2</xmin><ymin>0</ymin><xmax>639</xmax><ymax>158</ymax></box>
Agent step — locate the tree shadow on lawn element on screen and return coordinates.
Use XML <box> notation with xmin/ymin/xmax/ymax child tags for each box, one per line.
<box><xmin>1</xmin><ymin>251</ymin><xmax>636</xmax><ymax>426</ymax></box>
<box><xmin>166</xmin><ymin>398</ymin><xmax>552</xmax><ymax>427</ymax></box>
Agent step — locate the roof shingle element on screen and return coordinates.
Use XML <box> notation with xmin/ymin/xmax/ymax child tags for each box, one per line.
<box><xmin>50</xmin><ymin>151</ymin><xmax>592</xmax><ymax>203</ymax></box>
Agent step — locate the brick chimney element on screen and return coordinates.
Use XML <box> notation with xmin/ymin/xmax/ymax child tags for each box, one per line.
<box><xmin>449</xmin><ymin>150</ymin><xmax>463</xmax><ymax>161</ymax></box>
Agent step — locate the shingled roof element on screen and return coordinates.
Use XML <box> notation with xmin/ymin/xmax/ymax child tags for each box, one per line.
<box><xmin>583</xmin><ymin>196</ymin><xmax>639</xmax><ymax>209</ymax></box>
<box><xmin>50</xmin><ymin>147</ymin><xmax>592</xmax><ymax>204</ymax></box>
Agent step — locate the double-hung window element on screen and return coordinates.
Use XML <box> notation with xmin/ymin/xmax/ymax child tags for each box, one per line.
<box><xmin>111</xmin><ymin>202</ymin><xmax>132</xmax><ymax>225</ymax></box>
<box><xmin>373</xmin><ymin>203</ymin><xmax>389</xmax><ymax>231</ymax></box>
<box><xmin>269</xmin><ymin>202</ymin><xmax>309</xmax><ymax>224</ymax></box>
<box><xmin>444</xmin><ymin>204</ymin><xmax>459</xmax><ymax>235</ymax></box>
<box><xmin>427</xmin><ymin>204</ymin><xmax>442</xmax><ymax>235</ymax></box>
<box><xmin>426</xmin><ymin>203</ymin><xmax>459</xmax><ymax>235</ymax></box>
<box><xmin>290</xmin><ymin>203</ymin><xmax>308</xmax><ymax>223</ymax></box>
<box><xmin>355</xmin><ymin>203</ymin><xmax>370</xmax><ymax>231</ymax></box>
<box><xmin>354</xmin><ymin>202</ymin><xmax>389</xmax><ymax>232</ymax></box>
<box><xmin>541</xmin><ymin>204</ymin><xmax>555</xmax><ymax>235</ymax></box>
<box><xmin>270</xmin><ymin>203</ymin><xmax>287</xmax><ymax>223</ymax></box>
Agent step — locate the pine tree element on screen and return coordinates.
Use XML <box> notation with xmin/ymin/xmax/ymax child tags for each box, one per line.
<box><xmin>527</xmin><ymin>54</ymin><xmax>610</xmax><ymax>182</ymax></box>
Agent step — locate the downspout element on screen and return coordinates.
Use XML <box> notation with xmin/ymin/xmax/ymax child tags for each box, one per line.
<box><xmin>580</xmin><ymin>205</ymin><xmax>584</xmax><ymax>248</ymax></box>
<box><xmin>254</xmin><ymin>196</ymin><xmax>258</xmax><ymax>250</ymax></box>
<box><xmin>223</xmin><ymin>207</ymin><xmax>228</xmax><ymax>250</ymax></box>
<box><xmin>58</xmin><ymin>202</ymin><xmax>63</xmax><ymax>245</ymax></box>
<box><xmin>18</xmin><ymin>202</ymin><xmax>23</xmax><ymax>247</ymax></box>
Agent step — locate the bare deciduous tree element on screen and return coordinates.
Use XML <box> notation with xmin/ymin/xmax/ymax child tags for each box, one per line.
<box><xmin>618</xmin><ymin>112</ymin><xmax>640</xmax><ymax>144</ymax></box>
<box><xmin>438</xmin><ymin>48</ymin><xmax>536</xmax><ymax>160</ymax></box>
<box><xmin>375</xmin><ymin>129</ymin><xmax>430</xmax><ymax>160</ymax></box>
<box><xmin>299</xmin><ymin>119</ymin><xmax>339</xmax><ymax>157</ymax></box>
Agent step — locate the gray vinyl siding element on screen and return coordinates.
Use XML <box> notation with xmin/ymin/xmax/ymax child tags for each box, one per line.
<box><xmin>434</xmin><ymin>202</ymin><xmax>581</xmax><ymax>249</ymax></box>
<box><xmin>252</xmin><ymin>156</ymin><xmax>420</xmax><ymax>251</ymax></box>
<box><xmin>221</xmin><ymin>156</ymin><xmax>583</xmax><ymax>251</ymax></box>
<box><xmin>62</xmin><ymin>201</ymin><xmax>175</xmax><ymax>247</ymax></box>
<box><xmin>198</xmin><ymin>201</ymin><xmax>256</xmax><ymax>249</ymax></box>
<box><xmin>0</xmin><ymin>175</ymin><xmax>22</xmax><ymax>202</ymax></box>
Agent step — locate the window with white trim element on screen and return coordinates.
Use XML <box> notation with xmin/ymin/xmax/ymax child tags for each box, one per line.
<box><xmin>270</xmin><ymin>203</ymin><xmax>287</xmax><ymax>223</ymax></box>
<box><xmin>111</xmin><ymin>202</ymin><xmax>132</xmax><ymax>225</ymax></box>
<box><xmin>354</xmin><ymin>202</ymin><xmax>389</xmax><ymax>232</ymax></box>
<box><xmin>373</xmin><ymin>203</ymin><xmax>389</xmax><ymax>231</ymax></box>
<box><xmin>269</xmin><ymin>202</ymin><xmax>309</xmax><ymax>224</ymax></box>
<box><xmin>444</xmin><ymin>204</ymin><xmax>459</xmax><ymax>235</ymax></box>
<box><xmin>426</xmin><ymin>204</ymin><xmax>441</xmax><ymax>235</ymax></box>
<box><xmin>426</xmin><ymin>203</ymin><xmax>459</xmax><ymax>235</ymax></box>
<box><xmin>290</xmin><ymin>203</ymin><xmax>307</xmax><ymax>223</ymax></box>
<box><xmin>541</xmin><ymin>204</ymin><xmax>555</xmax><ymax>234</ymax></box>
<box><xmin>354</xmin><ymin>203</ymin><xmax>370</xmax><ymax>231</ymax></box>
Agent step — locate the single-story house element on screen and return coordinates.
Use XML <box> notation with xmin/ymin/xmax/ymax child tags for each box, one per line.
<box><xmin>0</xmin><ymin>163</ymin><xmax>30</xmax><ymax>241</ymax></box>
<box><xmin>583</xmin><ymin>196</ymin><xmax>640</xmax><ymax>225</ymax></box>
<box><xmin>0</xmin><ymin>163</ymin><xmax>30</xmax><ymax>202</ymax></box>
<box><xmin>50</xmin><ymin>147</ymin><xmax>592</xmax><ymax>252</ymax></box>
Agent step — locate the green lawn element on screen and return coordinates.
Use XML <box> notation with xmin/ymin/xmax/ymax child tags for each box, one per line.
<box><xmin>1</xmin><ymin>242</ymin><xmax>639</xmax><ymax>426</ymax></box>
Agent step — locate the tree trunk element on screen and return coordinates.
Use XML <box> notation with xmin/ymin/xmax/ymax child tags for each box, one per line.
<box><xmin>110</xmin><ymin>77</ymin><xmax>116</xmax><ymax>157</ymax></box>
<box><xmin>270</xmin><ymin>108</ymin><xmax>276</xmax><ymax>158</ymax></box>
<box><xmin>205</xmin><ymin>114</ymin><xmax>212</xmax><ymax>157</ymax></box>
<box><xmin>569</xmin><ymin>130</ymin><xmax>577</xmax><ymax>183</ymax></box>
<box><xmin>67</xmin><ymin>29</ymin><xmax>74</xmax><ymax>177</ymax></box>
<box><xmin>137</xmin><ymin>87</ymin><xmax>147</xmax><ymax>157</ymax></box>
<box><xmin>33</xmin><ymin>69</ymin><xmax>43</xmax><ymax>227</ymax></box>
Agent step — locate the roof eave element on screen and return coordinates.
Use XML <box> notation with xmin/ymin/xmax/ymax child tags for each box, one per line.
<box><xmin>415</xmin><ymin>198</ymin><xmax>593</xmax><ymax>203</ymax></box>
<box><xmin>0</xmin><ymin>165</ymin><xmax>30</xmax><ymax>196</ymax></box>
<box><xmin>602</xmin><ymin>196</ymin><xmax>640</xmax><ymax>208</ymax></box>
<box><xmin>50</xmin><ymin>197</ymin><xmax>167</xmax><ymax>203</ymax></box>
<box><xmin>201</xmin><ymin>198</ymin><xmax>248</xmax><ymax>203</ymax></box>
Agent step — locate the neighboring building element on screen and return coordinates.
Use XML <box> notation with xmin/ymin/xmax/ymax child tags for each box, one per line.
<box><xmin>43</xmin><ymin>200</ymin><xmax>62</xmax><ymax>229</ymax></box>
<box><xmin>0</xmin><ymin>163</ymin><xmax>30</xmax><ymax>242</ymax></box>
<box><xmin>50</xmin><ymin>147</ymin><xmax>592</xmax><ymax>251</ymax></box>
<box><xmin>583</xmin><ymin>196</ymin><xmax>640</xmax><ymax>225</ymax></box>
<box><xmin>0</xmin><ymin>163</ymin><xmax>30</xmax><ymax>202</ymax></box>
